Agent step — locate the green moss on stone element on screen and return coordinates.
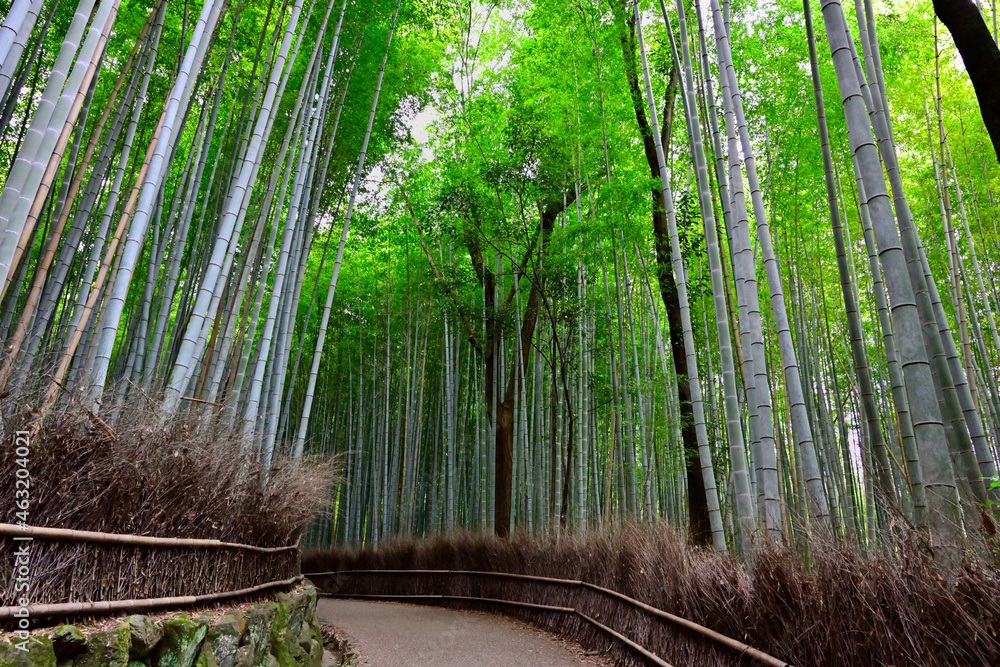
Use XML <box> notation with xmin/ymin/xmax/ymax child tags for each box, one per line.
<box><xmin>307</xmin><ymin>624</ymin><xmax>322</xmax><ymax>667</ymax></box>
<box><xmin>196</xmin><ymin>613</ymin><xmax>243</xmax><ymax>667</ymax></box>
<box><xmin>51</xmin><ymin>627</ymin><xmax>86</xmax><ymax>661</ymax></box>
<box><xmin>125</xmin><ymin>616</ymin><xmax>162</xmax><ymax>660</ymax></box>
<box><xmin>236</xmin><ymin>603</ymin><xmax>277</xmax><ymax>667</ymax></box>
<box><xmin>2</xmin><ymin>585</ymin><xmax>321</xmax><ymax>667</ymax></box>
<box><xmin>299</xmin><ymin>585</ymin><xmax>318</xmax><ymax>621</ymax></box>
<box><xmin>305</xmin><ymin>637</ymin><xmax>321</xmax><ymax>667</ymax></box>
<box><xmin>276</xmin><ymin>596</ymin><xmax>302</xmax><ymax>661</ymax></box>
<box><xmin>75</xmin><ymin>626</ymin><xmax>131</xmax><ymax>667</ymax></box>
<box><xmin>0</xmin><ymin>636</ymin><xmax>57</xmax><ymax>667</ymax></box>
<box><xmin>152</xmin><ymin>620</ymin><xmax>206</xmax><ymax>667</ymax></box>
<box><xmin>268</xmin><ymin>603</ymin><xmax>293</xmax><ymax>667</ymax></box>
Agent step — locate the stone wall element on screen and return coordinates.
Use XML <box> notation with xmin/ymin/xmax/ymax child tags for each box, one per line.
<box><xmin>0</xmin><ymin>583</ymin><xmax>326</xmax><ymax>667</ymax></box>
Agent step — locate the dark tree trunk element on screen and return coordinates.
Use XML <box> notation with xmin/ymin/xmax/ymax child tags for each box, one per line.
<box><xmin>934</xmin><ymin>0</ymin><xmax>1000</xmax><ymax>162</ymax></box>
<box><xmin>494</xmin><ymin>399</ymin><xmax>515</xmax><ymax>537</ymax></box>
<box><xmin>549</xmin><ymin>335</ymin><xmax>559</xmax><ymax>530</ymax></box>
<box><xmin>612</xmin><ymin>0</ymin><xmax>711</xmax><ymax>544</ymax></box>
<box><xmin>465</xmin><ymin>190</ymin><xmax>575</xmax><ymax>538</ymax></box>
<box><xmin>552</xmin><ymin>315</ymin><xmax>575</xmax><ymax>530</ymax></box>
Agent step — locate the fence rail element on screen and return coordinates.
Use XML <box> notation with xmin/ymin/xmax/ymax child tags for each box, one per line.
<box><xmin>1</xmin><ymin>524</ymin><xmax>301</xmax><ymax>620</ymax></box>
<box><xmin>306</xmin><ymin>568</ymin><xmax>790</xmax><ymax>667</ymax></box>
<box><xmin>0</xmin><ymin>523</ymin><xmax>299</xmax><ymax>553</ymax></box>
<box><xmin>0</xmin><ymin>576</ymin><xmax>304</xmax><ymax>620</ymax></box>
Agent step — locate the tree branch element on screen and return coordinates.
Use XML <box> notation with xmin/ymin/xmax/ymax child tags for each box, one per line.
<box><xmin>400</xmin><ymin>188</ymin><xmax>484</xmax><ymax>354</ymax></box>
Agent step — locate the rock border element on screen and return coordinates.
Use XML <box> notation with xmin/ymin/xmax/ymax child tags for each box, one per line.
<box><xmin>0</xmin><ymin>583</ymin><xmax>325</xmax><ymax>667</ymax></box>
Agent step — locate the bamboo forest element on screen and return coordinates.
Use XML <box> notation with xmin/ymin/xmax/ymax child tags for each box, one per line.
<box><xmin>5</xmin><ymin>0</ymin><xmax>1000</xmax><ymax>647</ymax></box>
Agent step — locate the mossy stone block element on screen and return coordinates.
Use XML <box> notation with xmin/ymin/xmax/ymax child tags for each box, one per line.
<box><xmin>236</xmin><ymin>603</ymin><xmax>277</xmax><ymax>667</ymax></box>
<box><xmin>51</xmin><ymin>627</ymin><xmax>86</xmax><ymax>661</ymax></box>
<box><xmin>125</xmin><ymin>616</ymin><xmax>163</xmax><ymax>660</ymax></box>
<box><xmin>75</xmin><ymin>626</ymin><xmax>131</xmax><ymax>667</ymax></box>
<box><xmin>307</xmin><ymin>624</ymin><xmax>323</xmax><ymax>667</ymax></box>
<box><xmin>305</xmin><ymin>638</ymin><xmax>321</xmax><ymax>667</ymax></box>
<box><xmin>276</xmin><ymin>595</ymin><xmax>304</xmax><ymax>661</ymax></box>
<box><xmin>294</xmin><ymin>626</ymin><xmax>310</xmax><ymax>660</ymax></box>
<box><xmin>299</xmin><ymin>584</ymin><xmax>318</xmax><ymax>621</ymax></box>
<box><xmin>196</xmin><ymin>613</ymin><xmax>243</xmax><ymax>667</ymax></box>
<box><xmin>152</xmin><ymin>620</ymin><xmax>206</xmax><ymax>667</ymax></box>
<box><xmin>0</xmin><ymin>636</ymin><xmax>57</xmax><ymax>667</ymax></box>
<box><xmin>267</xmin><ymin>603</ymin><xmax>293</xmax><ymax>667</ymax></box>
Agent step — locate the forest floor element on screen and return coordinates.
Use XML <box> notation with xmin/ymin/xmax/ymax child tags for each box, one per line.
<box><xmin>317</xmin><ymin>599</ymin><xmax>616</xmax><ymax>666</ymax></box>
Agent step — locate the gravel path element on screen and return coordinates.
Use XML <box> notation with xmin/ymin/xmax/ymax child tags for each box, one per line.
<box><xmin>317</xmin><ymin>599</ymin><xmax>614</xmax><ymax>666</ymax></box>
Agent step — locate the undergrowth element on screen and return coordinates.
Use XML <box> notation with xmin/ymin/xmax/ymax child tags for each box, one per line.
<box><xmin>0</xmin><ymin>399</ymin><xmax>338</xmax><ymax>610</ymax></box>
<box><xmin>304</xmin><ymin>526</ymin><xmax>1000</xmax><ymax>666</ymax></box>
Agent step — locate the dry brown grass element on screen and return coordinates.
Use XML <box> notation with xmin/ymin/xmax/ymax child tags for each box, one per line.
<box><xmin>304</xmin><ymin>525</ymin><xmax>1000</xmax><ymax>666</ymax></box>
<box><xmin>0</xmin><ymin>399</ymin><xmax>338</xmax><ymax>613</ymax></box>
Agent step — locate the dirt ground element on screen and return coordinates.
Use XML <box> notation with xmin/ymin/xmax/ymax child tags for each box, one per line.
<box><xmin>317</xmin><ymin>598</ymin><xmax>617</xmax><ymax>666</ymax></box>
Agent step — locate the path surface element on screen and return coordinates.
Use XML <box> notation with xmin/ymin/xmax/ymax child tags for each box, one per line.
<box><xmin>317</xmin><ymin>599</ymin><xmax>613</xmax><ymax>666</ymax></box>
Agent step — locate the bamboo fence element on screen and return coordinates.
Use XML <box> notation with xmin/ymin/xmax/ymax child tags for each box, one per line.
<box><xmin>0</xmin><ymin>523</ymin><xmax>301</xmax><ymax>621</ymax></box>
<box><xmin>306</xmin><ymin>568</ymin><xmax>791</xmax><ymax>667</ymax></box>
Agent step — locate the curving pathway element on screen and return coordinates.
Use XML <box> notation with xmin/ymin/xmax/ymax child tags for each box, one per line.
<box><xmin>317</xmin><ymin>599</ymin><xmax>614</xmax><ymax>666</ymax></box>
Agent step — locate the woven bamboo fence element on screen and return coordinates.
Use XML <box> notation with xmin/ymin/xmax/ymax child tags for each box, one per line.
<box><xmin>306</xmin><ymin>567</ymin><xmax>790</xmax><ymax>667</ymax></box>
<box><xmin>0</xmin><ymin>523</ymin><xmax>300</xmax><ymax>621</ymax></box>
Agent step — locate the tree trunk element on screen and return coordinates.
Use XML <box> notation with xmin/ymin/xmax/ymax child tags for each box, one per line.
<box><xmin>933</xmin><ymin>0</ymin><xmax>1000</xmax><ymax>162</ymax></box>
<box><xmin>611</xmin><ymin>0</ymin><xmax>710</xmax><ymax>544</ymax></box>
